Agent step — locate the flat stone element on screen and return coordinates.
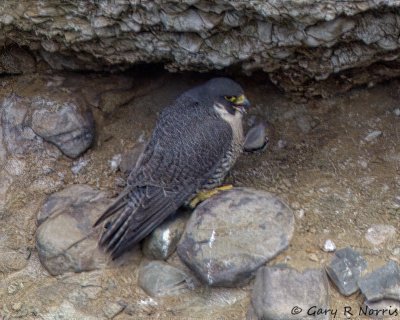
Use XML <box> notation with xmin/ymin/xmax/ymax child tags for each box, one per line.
<box><xmin>30</xmin><ymin>92</ymin><xmax>94</xmax><ymax>158</ymax></box>
<box><xmin>358</xmin><ymin>261</ymin><xmax>400</xmax><ymax>302</ymax></box>
<box><xmin>142</xmin><ymin>209</ymin><xmax>190</xmax><ymax>260</ymax></box>
<box><xmin>177</xmin><ymin>188</ymin><xmax>294</xmax><ymax>286</ymax></box>
<box><xmin>138</xmin><ymin>260</ymin><xmax>193</xmax><ymax>297</ymax></box>
<box><xmin>251</xmin><ymin>266</ymin><xmax>330</xmax><ymax>320</ymax></box>
<box><xmin>36</xmin><ymin>184</ymin><xmax>110</xmax><ymax>275</ymax></box>
<box><xmin>326</xmin><ymin>247</ymin><xmax>367</xmax><ymax>296</ymax></box>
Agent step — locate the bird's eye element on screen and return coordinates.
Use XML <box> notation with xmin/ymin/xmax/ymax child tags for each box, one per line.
<box><xmin>225</xmin><ymin>96</ymin><xmax>237</xmax><ymax>103</ymax></box>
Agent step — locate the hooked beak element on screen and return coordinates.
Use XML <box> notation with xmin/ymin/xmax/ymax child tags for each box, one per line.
<box><xmin>234</xmin><ymin>94</ymin><xmax>251</xmax><ymax>114</ymax></box>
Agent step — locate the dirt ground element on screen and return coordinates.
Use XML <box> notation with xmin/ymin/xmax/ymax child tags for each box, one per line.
<box><xmin>0</xmin><ymin>69</ymin><xmax>399</xmax><ymax>319</ymax></box>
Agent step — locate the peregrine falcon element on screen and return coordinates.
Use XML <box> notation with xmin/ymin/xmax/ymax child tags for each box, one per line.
<box><xmin>94</xmin><ymin>77</ymin><xmax>251</xmax><ymax>259</ymax></box>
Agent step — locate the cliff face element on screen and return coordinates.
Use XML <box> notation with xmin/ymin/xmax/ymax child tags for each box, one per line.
<box><xmin>2</xmin><ymin>0</ymin><xmax>400</xmax><ymax>97</ymax></box>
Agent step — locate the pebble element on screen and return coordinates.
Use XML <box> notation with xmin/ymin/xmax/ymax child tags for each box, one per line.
<box><xmin>364</xmin><ymin>130</ymin><xmax>382</xmax><ymax>142</ymax></box>
<box><xmin>244</xmin><ymin>123</ymin><xmax>268</xmax><ymax>152</ymax></box>
<box><xmin>394</xmin><ymin>108</ymin><xmax>400</xmax><ymax>117</ymax></box>
<box><xmin>365</xmin><ymin>224</ymin><xmax>396</xmax><ymax>246</ymax></box>
<box><xmin>36</xmin><ymin>184</ymin><xmax>110</xmax><ymax>275</ymax></box>
<box><xmin>250</xmin><ymin>266</ymin><xmax>329</xmax><ymax>320</ymax></box>
<box><xmin>358</xmin><ymin>261</ymin><xmax>400</xmax><ymax>302</ymax></box>
<box><xmin>103</xmin><ymin>302</ymin><xmax>124</xmax><ymax>319</ymax></box>
<box><xmin>138</xmin><ymin>260</ymin><xmax>193</xmax><ymax>297</ymax></box>
<box><xmin>142</xmin><ymin>209</ymin><xmax>190</xmax><ymax>260</ymax></box>
<box><xmin>322</xmin><ymin>239</ymin><xmax>336</xmax><ymax>252</ymax></box>
<box><xmin>71</xmin><ymin>158</ymin><xmax>89</xmax><ymax>175</ymax></box>
<box><xmin>326</xmin><ymin>247</ymin><xmax>367</xmax><ymax>296</ymax></box>
<box><xmin>177</xmin><ymin>188</ymin><xmax>294</xmax><ymax>286</ymax></box>
<box><xmin>108</xmin><ymin>154</ymin><xmax>122</xmax><ymax>172</ymax></box>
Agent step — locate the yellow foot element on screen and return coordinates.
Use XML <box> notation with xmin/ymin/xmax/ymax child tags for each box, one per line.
<box><xmin>189</xmin><ymin>185</ymin><xmax>233</xmax><ymax>208</ymax></box>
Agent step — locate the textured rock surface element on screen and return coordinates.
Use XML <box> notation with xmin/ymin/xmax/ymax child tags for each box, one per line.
<box><xmin>326</xmin><ymin>247</ymin><xmax>367</xmax><ymax>296</ymax></box>
<box><xmin>142</xmin><ymin>209</ymin><xmax>190</xmax><ymax>260</ymax></box>
<box><xmin>36</xmin><ymin>184</ymin><xmax>110</xmax><ymax>275</ymax></box>
<box><xmin>250</xmin><ymin>266</ymin><xmax>330</xmax><ymax>320</ymax></box>
<box><xmin>358</xmin><ymin>261</ymin><xmax>400</xmax><ymax>302</ymax></box>
<box><xmin>29</xmin><ymin>92</ymin><xmax>94</xmax><ymax>158</ymax></box>
<box><xmin>177</xmin><ymin>188</ymin><xmax>294</xmax><ymax>286</ymax></box>
<box><xmin>138</xmin><ymin>260</ymin><xmax>193</xmax><ymax>297</ymax></box>
<box><xmin>1</xmin><ymin>1</ymin><xmax>400</xmax><ymax>96</ymax></box>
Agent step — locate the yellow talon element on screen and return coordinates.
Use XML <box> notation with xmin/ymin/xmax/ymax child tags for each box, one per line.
<box><xmin>189</xmin><ymin>184</ymin><xmax>233</xmax><ymax>208</ymax></box>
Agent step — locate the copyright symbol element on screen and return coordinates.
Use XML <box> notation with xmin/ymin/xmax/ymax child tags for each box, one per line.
<box><xmin>291</xmin><ymin>306</ymin><xmax>302</xmax><ymax>315</ymax></box>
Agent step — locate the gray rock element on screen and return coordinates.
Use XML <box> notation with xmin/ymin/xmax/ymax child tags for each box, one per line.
<box><xmin>29</xmin><ymin>93</ymin><xmax>94</xmax><ymax>158</ymax></box>
<box><xmin>1</xmin><ymin>2</ymin><xmax>400</xmax><ymax>97</ymax></box>
<box><xmin>142</xmin><ymin>209</ymin><xmax>190</xmax><ymax>260</ymax></box>
<box><xmin>177</xmin><ymin>188</ymin><xmax>294</xmax><ymax>286</ymax></box>
<box><xmin>361</xmin><ymin>299</ymin><xmax>400</xmax><ymax>319</ymax></box>
<box><xmin>326</xmin><ymin>247</ymin><xmax>367</xmax><ymax>296</ymax></box>
<box><xmin>358</xmin><ymin>261</ymin><xmax>400</xmax><ymax>302</ymax></box>
<box><xmin>244</xmin><ymin>123</ymin><xmax>268</xmax><ymax>152</ymax></box>
<box><xmin>251</xmin><ymin>266</ymin><xmax>330</xmax><ymax>320</ymax></box>
<box><xmin>36</xmin><ymin>184</ymin><xmax>110</xmax><ymax>275</ymax></box>
<box><xmin>138</xmin><ymin>260</ymin><xmax>193</xmax><ymax>297</ymax></box>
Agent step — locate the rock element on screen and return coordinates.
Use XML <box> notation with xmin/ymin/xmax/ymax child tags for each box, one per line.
<box><xmin>0</xmin><ymin>94</ymin><xmax>52</xmax><ymax>157</ymax></box>
<box><xmin>394</xmin><ymin>108</ymin><xmax>400</xmax><ymax>117</ymax></box>
<box><xmin>326</xmin><ymin>247</ymin><xmax>367</xmax><ymax>296</ymax></box>
<box><xmin>142</xmin><ymin>209</ymin><xmax>190</xmax><ymax>260</ymax></box>
<box><xmin>250</xmin><ymin>266</ymin><xmax>330</xmax><ymax>320</ymax></box>
<box><xmin>244</xmin><ymin>123</ymin><xmax>268</xmax><ymax>152</ymax></box>
<box><xmin>2</xmin><ymin>2</ymin><xmax>400</xmax><ymax>97</ymax></box>
<box><xmin>120</xmin><ymin>142</ymin><xmax>146</xmax><ymax>174</ymax></box>
<box><xmin>35</xmin><ymin>184</ymin><xmax>110</xmax><ymax>275</ymax></box>
<box><xmin>71</xmin><ymin>158</ymin><xmax>90</xmax><ymax>175</ymax></box>
<box><xmin>43</xmin><ymin>300</ymin><xmax>97</xmax><ymax>320</ymax></box>
<box><xmin>358</xmin><ymin>261</ymin><xmax>400</xmax><ymax>302</ymax></box>
<box><xmin>361</xmin><ymin>299</ymin><xmax>400</xmax><ymax>318</ymax></box>
<box><xmin>365</xmin><ymin>224</ymin><xmax>396</xmax><ymax>246</ymax></box>
<box><xmin>364</xmin><ymin>130</ymin><xmax>382</xmax><ymax>142</ymax></box>
<box><xmin>103</xmin><ymin>302</ymin><xmax>124</xmax><ymax>319</ymax></box>
<box><xmin>177</xmin><ymin>188</ymin><xmax>294</xmax><ymax>286</ymax></box>
<box><xmin>108</xmin><ymin>154</ymin><xmax>122</xmax><ymax>172</ymax></box>
<box><xmin>29</xmin><ymin>93</ymin><xmax>94</xmax><ymax>158</ymax></box>
<box><xmin>138</xmin><ymin>260</ymin><xmax>193</xmax><ymax>297</ymax></box>
<box><xmin>322</xmin><ymin>239</ymin><xmax>336</xmax><ymax>252</ymax></box>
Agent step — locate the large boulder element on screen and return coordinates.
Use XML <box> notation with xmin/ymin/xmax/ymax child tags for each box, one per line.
<box><xmin>1</xmin><ymin>1</ymin><xmax>400</xmax><ymax>96</ymax></box>
<box><xmin>177</xmin><ymin>188</ymin><xmax>294</xmax><ymax>286</ymax></box>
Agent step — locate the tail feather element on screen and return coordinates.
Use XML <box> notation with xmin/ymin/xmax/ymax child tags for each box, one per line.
<box><xmin>94</xmin><ymin>185</ymin><xmax>184</xmax><ymax>259</ymax></box>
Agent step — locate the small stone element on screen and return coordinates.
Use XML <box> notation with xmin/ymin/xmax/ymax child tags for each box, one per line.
<box><xmin>358</xmin><ymin>261</ymin><xmax>400</xmax><ymax>302</ymax></box>
<box><xmin>394</xmin><ymin>108</ymin><xmax>400</xmax><ymax>117</ymax></box>
<box><xmin>244</xmin><ymin>123</ymin><xmax>268</xmax><ymax>152</ymax></box>
<box><xmin>12</xmin><ymin>302</ymin><xmax>22</xmax><ymax>311</ymax></box>
<box><xmin>251</xmin><ymin>266</ymin><xmax>329</xmax><ymax>320</ymax></box>
<box><xmin>103</xmin><ymin>302</ymin><xmax>124</xmax><ymax>319</ymax></box>
<box><xmin>142</xmin><ymin>209</ymin><xmax>190</xmax><ymax>260</ymax></box>
<box><xmin>177</xmin><ymin>188</ymin><xmax>294</xmax><ymax>286</ymax></box>
<box><xmin>108</xmin><ymin>154</ymin><xmax>122</xmax><ymax>172</ymax></box>
<box><xmin>365</xmin><ymin>224</ymin><xmax>396</xmax><ymax>246</ymax></box>
<box><xmin>322</xmin><ymin>239</ymin><xmax>336</xmax><ymax>252</ymax></box>
<box><xmin>326</xmin><ymin>247</ymin><xmax>367</xmax><ymax>296</ymax></box>
<box><xmin>138</xmin><ymin>260</ymin><xmax>193</xmax><ymax>297</ymax></box>
<box><xmin>309</xmin><ymin>253</ymin><xmax>319</xmax><ymax>262</ymax></box>
<box><xmin>295</xmin><ymin>209</ymin><xmax>305</xmax><ymax>219</ymax></box>
<box><xmin>71</xmin><ymin>158</ymin><xmax>89</xmax><ymax>175</ymax></box>
<box><xmin>277</xmin><ymin>139</ymin><xmax>287</xmax><ymax>149</ymax></box>
<box><xmin>36</xmin><ymin>184</ymin><xmax>110</xmax><ymax>275</ymax></box>
<box><xmin>364</xmin><ymin>130</ymin><xmax>382</xmax><ymax>142</ymax></box>
<box><xmin>392</xmin><ymin>247</ymin><xmax>400</xmax><ymax>256</ymax></box>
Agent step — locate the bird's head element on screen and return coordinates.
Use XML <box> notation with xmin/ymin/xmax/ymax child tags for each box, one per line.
<box><xmin>187</xmin><ymin>77</ymin><xmax>251</xmax><ymax>116</ymax></box>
